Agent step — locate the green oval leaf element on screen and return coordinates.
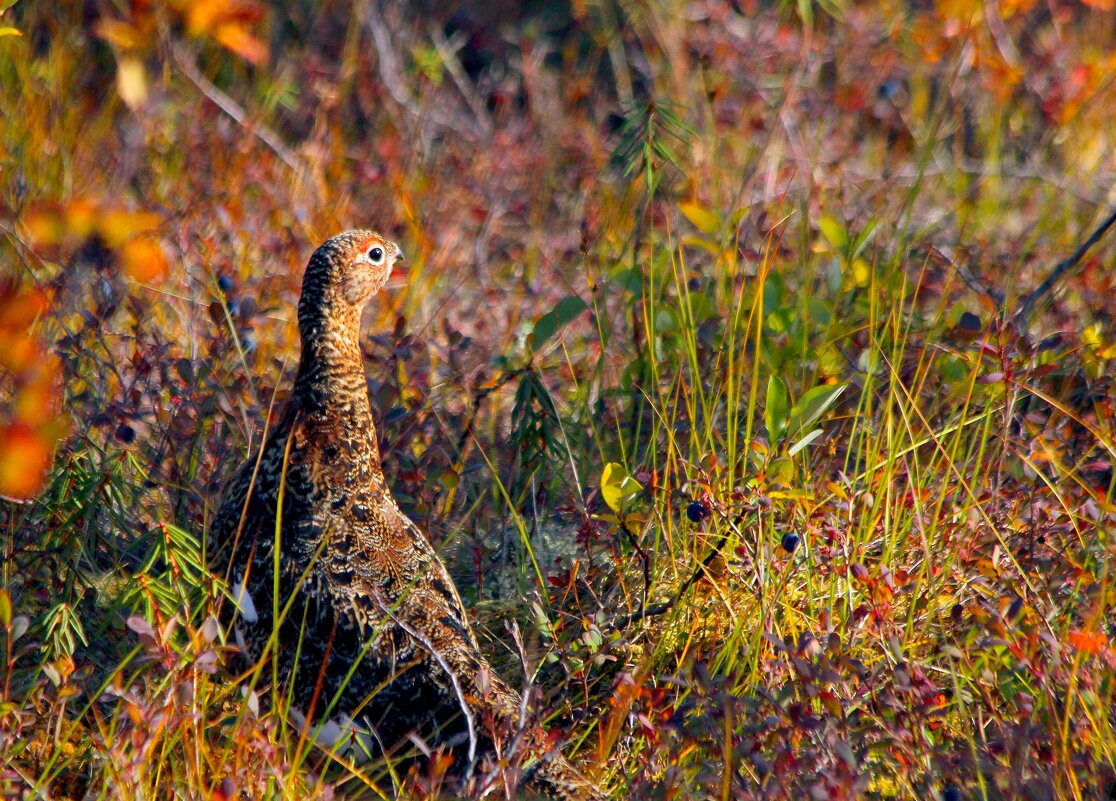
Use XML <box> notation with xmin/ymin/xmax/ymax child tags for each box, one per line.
<box><xmin>766</xmin><ymin>375</ymin><xmax>789</xmax><ymax>443</ymax></box>
<box><xmin>531</xmin><ymin>294</ymin><xmax>588</xmax><ymax>347</ymax></box>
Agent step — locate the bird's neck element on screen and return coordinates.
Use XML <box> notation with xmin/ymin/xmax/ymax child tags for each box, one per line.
<box><xmin>293</xmin><ymin>313</ymin><xmax>380</xmax><ymax>452</ymax></box>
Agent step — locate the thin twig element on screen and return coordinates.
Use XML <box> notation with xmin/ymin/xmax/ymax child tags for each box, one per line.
<box><xmin>169</xmin><ymin>43</ymin><xmax>304</xmax><ymax>175</ymax></box>
<box><xmin>1013</xmin><ymin>206</ymin><xmax>1116</xmax><ymax>327</ymax></box>
<box><xmin>618</xmin><ymin>518</ymin><xmax>651</xmax><ymax>613</ymax></box>
<box><xmin>608</xmin><ymin>509</ymin><xmax>744</xmax><ymax>632</ymax></box>
<box><xmin>363</xmin><ymin>2</ymin><xmax>467</xmax><ymax>133</ymax></box>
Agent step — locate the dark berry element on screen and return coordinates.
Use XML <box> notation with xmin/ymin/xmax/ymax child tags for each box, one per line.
<box><xmin>217</xmin><ymin>275</ymin><xmax>234</xmax><ymax>292</ymax></box>
<box><xmin>780</xmin><ymin>532</ymin><xmax>800</xmax><ymax>553</ymax></box>
<box><xmin>114</xmin><ymin>423</ymin><xmax>135</xmax><ymax>444</ymax></box>
<box><xmin>686</xmin><ymin>501</ymin><xmax>708</xmax><ymax>523</ymax></box>
<box><xmin>941</xmin><ymin>788</ymin><xmax>962</xmax><ymax>801</ymax></box>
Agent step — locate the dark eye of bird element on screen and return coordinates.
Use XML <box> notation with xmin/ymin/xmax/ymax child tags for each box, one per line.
<box><xmin>369</xmin><ymin>247</ymin><xmax>384</xmax><ymax>263</ymax></box>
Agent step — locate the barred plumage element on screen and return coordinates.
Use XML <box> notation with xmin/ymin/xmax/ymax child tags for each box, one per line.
<box><xmin>207</xmin><ymin>230</ymin><xmax>599</xmax><ymax>800</ymax></box>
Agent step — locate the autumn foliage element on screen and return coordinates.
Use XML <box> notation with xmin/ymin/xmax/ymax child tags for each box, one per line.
<box><xmin>2</xmin><ymin>0</ymin><xmax>1115</xmax><ymax>799</ymax></box>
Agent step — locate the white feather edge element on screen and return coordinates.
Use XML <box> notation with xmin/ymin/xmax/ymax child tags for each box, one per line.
<box><xmin>288</xmin><ymin>708</ymin><xmax>377</xmax><ymax>756</ymax></box>
<box><xmin>233</xmin><ymin>574</ymin><xmax>259</xmax><ymax>623</ymax></box>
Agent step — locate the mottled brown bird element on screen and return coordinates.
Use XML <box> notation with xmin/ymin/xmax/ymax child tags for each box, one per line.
<box><xmin>208</xmin><ymin>231</ymin><xmax>600</xmax><ymax>800</ymax></box>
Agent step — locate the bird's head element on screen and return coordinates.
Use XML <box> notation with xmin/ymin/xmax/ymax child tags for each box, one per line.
<box><xmin>298</xmin><ymin>229</ymin><xmax>405</xmax><ymax>336</ymax></box>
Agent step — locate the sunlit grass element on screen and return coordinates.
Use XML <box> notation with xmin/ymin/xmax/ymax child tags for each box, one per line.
<box><xmin>2</xmin><ymin>0</ymin><xmax>1115</xmax><ymax>799</ymax></box>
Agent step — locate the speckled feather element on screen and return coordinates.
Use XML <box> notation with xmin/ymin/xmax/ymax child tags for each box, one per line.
<box><xmin>208</xmin><ymin>231</ymin><xmax>599</xmax><ymax>800</ymax></box>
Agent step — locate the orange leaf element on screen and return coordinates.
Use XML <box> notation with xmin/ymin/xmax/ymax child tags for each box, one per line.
<box><xmin>63</xmin><ymin>198</ymin><xmax>100</xmax><ymax>239</ymax></box>
<box><xmin>1081</xmin><ymin>0</ymin><xmax>1114</xmax><ymax>9</ymax></box>
<box><xmin>0</xmin><ymin>423</ymin><xmax>52</xmax><ymax>501</ymax></box>
<box><xmin>119</xmin><ymin>237</ymin><xmax>169</xmax><ymax>282</ymax></box>
<box><xmin>0</xmin><ymin>333</ymin><xmax>40</xmax><ymax>375</ymax></box>
<box><xmin>0</xmin><ymin>287</ymin><xmax>49</xmax><ymax>330</ymax></box>
<box><xmin>14</xmin><ymin>367</ymin><xmax>61</xmax><ymax>427</ymax></box>
<box><xmin>214</xmin><ymin>23</ymin><xmax>267</xmax><ymax>65</ymax></box>
<box><xmin>185</xmin><ymin>0</ymin><xmax>228</xmax><ymax>35</ymax></box>
<box><xmin>1068</xmin><ymin>629</ymin><xmax>1108</xmax><ymax>655</ymax></box>
<box><xmin>20</xmin><ymin>204</ymin><xmax>65</xmax><ymax>247</ymax></box>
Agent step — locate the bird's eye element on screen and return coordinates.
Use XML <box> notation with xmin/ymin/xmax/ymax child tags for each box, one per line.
<box><xmin>367</xmin><ymin>246</ymin><xmax>385</xmax><ymax>265</ymax></box>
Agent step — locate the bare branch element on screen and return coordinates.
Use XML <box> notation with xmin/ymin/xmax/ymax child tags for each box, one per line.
<box><xmin>1013</xmin><ymin>207</ymin><xmax>1116</xmax><ymax>328</ymax></box>
<box><xmin>170</xmin><ymin>43</ymin><xmax>305</xmax><ymax>175</ymax></box>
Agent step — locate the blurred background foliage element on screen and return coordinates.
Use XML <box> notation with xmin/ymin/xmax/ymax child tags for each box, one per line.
<box><xmin>1</xmin><ymin>0</ymin><xmax>1115</xmax><ymax>798</ymax></box>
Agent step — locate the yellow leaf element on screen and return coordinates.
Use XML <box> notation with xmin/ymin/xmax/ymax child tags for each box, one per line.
<box><xmin>680</xmin><ymin>234</ymin><xmax>720</xmax><ymax>254</ymax></box>
<box><xmin>94</xmin><ymin>19</ymin><xmax>145</xmax><ymax>49</ymax></box>
<box><xmin>0</xmin><ymin>27</ymin><xmax>21</xmax><ymax>37</ymax></box>
<box><xmin>601</xmin><ymin>462</ymin><xmax>642</xmax><ymax>514</ymax></box>
<box><xmin>936</xmin><ymin>0</ymin><xmax>982</xmax><ymax>20</ymax></box>
<box><xmin>119</xmin><ymin>237</ymin><xmax>169</xmax><ymax>282</ymax></box>
<box><xmin>819</xmin><ymin>215</ymin><xmax>848</xmax><ymax>250</ymax></box>
<box><xmin>98</xmin><ymin>209</ymin><xmax>160</xmax><ymax>247</ymax></box>
<box><xmin>679</xmin><ymin>201</ymin><xmax>718</xmax><ymax>235</ymax></box>
<box><xmin>852</xmin><ymin>257</ymin><xmax>870</xmax><ymax>287</ymax></box>
<box><xmin>117</xmin><ymin>57</ymin><xmax>148</xmax><ymax>109</ymax></box>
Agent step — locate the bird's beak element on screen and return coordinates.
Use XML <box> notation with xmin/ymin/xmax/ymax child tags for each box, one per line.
<box><xmin>390</xmin><ymin>246</ymin><xmax>406</xmax><ymax>283</ymax></box>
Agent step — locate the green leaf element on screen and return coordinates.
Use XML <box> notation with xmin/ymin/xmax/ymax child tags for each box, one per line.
<box><xmin>850</xmin><ymin>219</ymin><xmax>879</xmax><ymax>260</ymax></box>
<box><xmin>613</xmin><ymin>266</ymin><xmax>644</xmax><ymax>296</ymax></box>
<box><xmin>769</xmin><ymin>456</ymin><xmax>794</xmax><ymax>486</ymax></box>
<box><xmin>819</xmin><ymin>215</ymin><xmax>848</xmax><ymax>251</ymax></box>
<box><xmin>531</xmin><ymin>294</ymin><xmax>588</xmax><ymax>347</ymax></box>
<box><xmin>0</xmin><ymin>589</ymin><xmax>10</xmax><ymax>627</ymax></box>
<box><xmin>601</xmin><ymin>462</ymin><xmax>643</xmax><ymax>514</ymax></box>
<box><xmin>685</xmin><ymin>291</ymin><xmax>717</xmax><ymax>323</ymax></box>
<box><xmin>789</xmin><ymin>383</ymin><xmax>847</xmax><ymax>435</ymax></box>
<box><xmin>766</xmin><ymin>376</ymin><xmax>789</xmax><ymax>443</ymax></box>
<box><xmin>654</xmin><ymin>308</ymin><xmax>677</xmax><ymax>334</ymax></box>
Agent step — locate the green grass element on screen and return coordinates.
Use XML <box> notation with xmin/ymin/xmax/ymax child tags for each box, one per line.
<box><xmin>2</xmin><ymin>1</ymin><xmax>1115</xmax><ymax>799</ymax></box>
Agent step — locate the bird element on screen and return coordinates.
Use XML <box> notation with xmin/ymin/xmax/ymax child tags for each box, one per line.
<box><xmin>207</xmin><ymin>230</ymin><xmax>601</xmax><ymax>800</ymax></box>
